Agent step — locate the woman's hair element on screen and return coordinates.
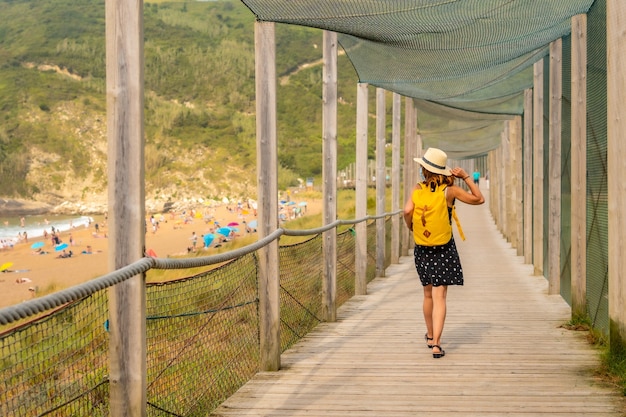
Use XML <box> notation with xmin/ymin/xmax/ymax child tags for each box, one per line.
<box><xmin>422</xmin><ymin>167</ymin><xmax>454</xmax><ymax>191</ymax></box>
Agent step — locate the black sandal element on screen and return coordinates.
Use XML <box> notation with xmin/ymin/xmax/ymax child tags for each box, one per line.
<box><xmin>424</xmin><ymin>333</ymin><xmax>434</xmax><ymax>348</ymax></box>
<box><xmin>432</xmin><ymin>345</ymin><xmax>445</xmax><ymax>359</ymax></box>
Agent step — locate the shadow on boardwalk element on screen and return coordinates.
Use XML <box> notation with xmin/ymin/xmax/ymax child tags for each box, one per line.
<box><xmin>211</xmin><ymin>202</ymin><xmax>625</xmax><ymax>416</ymax></box>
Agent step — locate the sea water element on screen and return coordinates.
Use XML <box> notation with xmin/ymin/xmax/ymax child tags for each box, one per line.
<box><xmin>0</xmin><ymin>214</ymin><xmax>95</xmax><ymax>243</ymax></box>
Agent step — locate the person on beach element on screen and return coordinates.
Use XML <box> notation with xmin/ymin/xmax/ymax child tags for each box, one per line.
<box><xmin>56</xmin><ymin>249</ymin><xmax>73</xmax><ymax>259</ymax></box>
<box><xmin>403</xmin><ymin>147</ymin><xmax>484</xmax><ymax>359</ymax></box>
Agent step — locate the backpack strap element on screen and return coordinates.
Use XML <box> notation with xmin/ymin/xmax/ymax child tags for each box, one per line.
<box><xmin>443</xmin><ymin>186</ymin><xmax>465</xmax><ymax>241</ymax></box>
<box><xmin>451</xmin><ymin>205</ymin><xmax>466</xmax><ymax>241</ymax></box>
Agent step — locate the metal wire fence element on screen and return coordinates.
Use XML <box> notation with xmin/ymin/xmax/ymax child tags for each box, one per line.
<box><xmin>0</xmin><ymin>215</ymin><xmax>392</xmax><ymax>416</ymax></box>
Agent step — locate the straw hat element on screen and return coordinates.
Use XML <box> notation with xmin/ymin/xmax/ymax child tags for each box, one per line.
<box><xmin>414</xmin><ymin>147</ymin><xmax>452</xmax><ymax>176</ymax></box>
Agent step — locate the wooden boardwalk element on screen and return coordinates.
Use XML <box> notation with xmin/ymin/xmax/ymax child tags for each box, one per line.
<box><xmin>210</xmin><ymin>202</ymin><xmax>625</xmax><ymax>416</ymax></box>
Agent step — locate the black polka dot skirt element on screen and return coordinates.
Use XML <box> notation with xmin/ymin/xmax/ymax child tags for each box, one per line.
<box><xmin>413</xmin><ymin>237</ymin><xmax>464</xmax><ymax>287</ymax></box>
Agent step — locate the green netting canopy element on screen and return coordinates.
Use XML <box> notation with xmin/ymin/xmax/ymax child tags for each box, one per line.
<box><xmin>240</xmin><ymin>0</ymin><xmax>594</xmax><ymax>157</ymax></box>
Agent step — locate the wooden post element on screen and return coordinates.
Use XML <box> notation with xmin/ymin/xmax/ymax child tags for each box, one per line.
<box><xmin>391</xmin><ymin>93</ymin><xmax>401</xmax><ymax>264</ymax></box>
<box><xmin>501</xmin><ymin>123</ymin><xmax>509</xmax><ymax>240</ymax></box>
<box><xmin>513</xmin><ymin>116</ymin><xmax>524</xmax><ymax>255</ymax></box>
<box><xmin>322</xmin><ymin>30</ymin><xmax>337</xmax><ymax>322</ymax></box>
<box><xmin>487</xmin><ymin>149</ymin><xmax>500</xmax><ymax>219</ymax></box>
<box><xmin>413</xmin><ymin>100</ymin><xmax>423</xmax><ymax>188</ymax></box>
<box><xmin>607</xmin><ymin>0</ymin><xmax>626</xmax><ymax>353</ymax></box>
<box><xmin>402</xmin><ymin>98</ymin><xmax>416</xmax><ymax>257</ymax></box>
<box><xmin>376</xmin><ymin>88</ymin><xmax>386</xmax><ymax>277</ymax></box>
<box><xmin>105</xmin><ymin>1</ymin><xmax>146</xmax><ymax>415</ymax></box>
<box><xmin>355</xmin><ymin>83</ymin><xmax>368</xmax><ymax>295</ymax></box>
<box><xmin>548</xmin><ymin>39</ymin><xmax>562</xmax><ymax>295</ymax></box>
<box><xmin>507</xmin><ymin>119</ymin><xmax>519</xmax><ymax>249</ymax></box>
<box><xmin>533</xmin><ymin>60</ymin><xmax>544</xmax><ymax>277</ymax></box>
<box><xmin>493</xmin><ymin>149</ymin><xmax>500</xmax><ymax>227</ymax></box>
<box><xmin>255</xmin><ymin>21</ymin><xmax>280</xmax><ymax>371</ymax></box>
<box><xmin>523</xmin><ymin>89</ymin><xmax>534</xmax><ymax>264</ymax></box>
<box><xmin>570</xmin><ymin>14</ymin><xmax>587</xmax><ymax>319</ymax></box>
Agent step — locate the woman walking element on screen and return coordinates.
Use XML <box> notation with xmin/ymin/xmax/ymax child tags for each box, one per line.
<box><xmin>403</xmin><ymin>148</ymin><xmax>484</xmax><ymax>358</ymax></box>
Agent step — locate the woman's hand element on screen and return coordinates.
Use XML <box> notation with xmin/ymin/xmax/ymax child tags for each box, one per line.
<box><xmin>450</xmin><ymin>167</ymin><xmax>468</xmax><ymax>179</ymax></box>
<box><xmin>449</xmin><ymin>167</ymin><xmax>485</xmax><ymax>205</ymax></box>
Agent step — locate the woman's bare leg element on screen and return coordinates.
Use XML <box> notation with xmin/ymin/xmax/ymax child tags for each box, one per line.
<box><xmin>431</xmin><ymin>285</ymin><xmax>448</xmax><ymax>353</ymax></box>
<box><xmin>423</xmin><ymin>284</ymin><xmax>434</xmax><ymax>340</ymax></box>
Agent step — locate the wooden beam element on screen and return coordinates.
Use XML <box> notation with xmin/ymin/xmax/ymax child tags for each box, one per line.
<box><xmin>548</xmin><ymin>39</ymin><xmax>562</xmax><ymax>295</ymax></box>
<box><xmin>607</xmin><ymin>0</ymin><xmax>626</xmax><ymax>352</ymax></box>
<box><xmin>105</xmin><ymin>0</ymin><xmax>146</xmax><ymax>414</ymax></box>
<box><xmin>570</xmin><ymin>14</ymin><xmax>587</xmax><ymax>319</ymax></box>
<box><xmin>255</xmin><ymin>21</ymin><xmax>280</xmax><ymax>371</ymax></box>
<box><xmin>322</xmin><ymin>30</ymin><xmax>337</xmax><ymax>322</ymax></box>
<box><xmin>413</xmin><ymin>100</ymin><xmax>423</xmax><ymax>181</ymax></box>
<box><xmin>376</xmin><ymin>88</ymin><xmax>386</xmax><ymax>277</ymax></box>
<box><xmin>523</xmin><ymin>89</ymin><xmax>533</xmax><ymax>264</ymax></box>
<box><xmin>391</xmin><ymin>93</ymin><xmax>401</xmax><ymax>264</ymax></box>
<box><xmin>508</xmin><ymin>122</ymin><xmax>515</xmax><ymax>244</ymax></box>
<box><xmin>355</xmin><ymin>83</ymin><xmax>368</xmax><ymax>295</ymax></box>
<box><xmin>513</xmin><ymin>116</ymin><xmax>524</xmax><ymax>255</ymax></box>
<box><xmin>488</xmin><ymin>150</ymin><xmax>496</xmax><ymax>221</ymax></box>
<box><xmin>501</xmin><ymin>123</ymin><xmax>509</xmax><ymax>240</ymax></box>
<box><xmin>533</xmin><ymin>60</ymin><xmax>544</xmax><ymax>277</ymax></box>
<box><xmin>402</xmin><ymin>98</ymin><xmax>416</xmax><ymax>256</ymax></box>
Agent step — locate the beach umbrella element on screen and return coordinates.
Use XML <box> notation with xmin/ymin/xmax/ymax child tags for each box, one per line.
<box><xmin>55</xmin><ymin>243</ymin><xmax>69</xmax><ymax>251</ymax></box>
<box><xmin>203</xmin><ymin>233</ymin><xmax>216</xmax><ymax>247</ymax></box>
<box><xmin>247</xmin><ymin>220</ymin><xmax>258</xmax><ymax>229</ymax></box>
<box><xmin>31</xmin><ymin>241</ymin><xmax>45</xmax><ymax>249</ymax></box>
<box><xmin>227</xmin><ymin>222</ymin><xmax>239</xmax><ymax>227</ymax></box>
<box><xmin>286</xmin><ymin>201</ymin><xmax>296</xmax><ymax>206</ymax></box>
<box><xmin>0</xmin><ymin>262</ymin><xmax>13</xmax><ymax>272</ymax></box>
<box><xmin>216</xmin><ymin>227</ymin><xmax>232</xmax><ymax>237</ymax></box>
<box><xmin>299</xmin><ymin>202</ymin><xmax>307</xmax><ymax>206</ymax></box>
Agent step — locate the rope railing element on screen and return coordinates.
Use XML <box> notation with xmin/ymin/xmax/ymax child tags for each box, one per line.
<box><xmin>0</xmin><ymin>212</ymin><xmax>397</xmax><ymax>326</ymax></box>
<box><xmin>0</xmin><ymin>211</ymin><xmax>399</xmax><ymax>417</ymax></box>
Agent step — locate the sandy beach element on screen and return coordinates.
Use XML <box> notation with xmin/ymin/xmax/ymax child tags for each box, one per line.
<box><xmin>0</xmin><ymin>198</ymin><xmax>321</xmax><ymax>309</ymax></box>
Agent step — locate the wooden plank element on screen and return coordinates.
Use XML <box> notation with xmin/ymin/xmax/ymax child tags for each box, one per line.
<box><xmin>210</xmin><ymin>195</ymin><xmax>624</xmax><ymax>416</ymax></box>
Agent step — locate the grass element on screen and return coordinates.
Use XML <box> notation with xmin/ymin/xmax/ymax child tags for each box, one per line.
<box><xmin>562</xmin><ymin>315</ymin><xmax>626</xmax><ymax>397</ymax></box>
<box><xmin>599</xmin><ymin>347</ymin><xmax>626</xmax><ymax>396</ymax></box>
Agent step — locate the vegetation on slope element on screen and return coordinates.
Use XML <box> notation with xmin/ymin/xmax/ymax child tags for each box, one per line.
<box><xmin>0</xmin><ymin>0</ymin><xmax>386</xmax><ymax>207</ymax></box>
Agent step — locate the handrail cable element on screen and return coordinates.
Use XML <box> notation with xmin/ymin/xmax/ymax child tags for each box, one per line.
<box><xmin>0</xmin><ymin>211</ymin><xmax>401</xmax><ymax>325</ymax></box>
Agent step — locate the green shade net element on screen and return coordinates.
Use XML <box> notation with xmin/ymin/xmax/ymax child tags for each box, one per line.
<box><xmin>413</xmin><ymin>99</ymin><xmax>513</xmax><ymax>159</ymax></box>
<box><xmin>240</xmin><ymin>0</ymin><xmax>594</xmax><ymax>157</ymax></box>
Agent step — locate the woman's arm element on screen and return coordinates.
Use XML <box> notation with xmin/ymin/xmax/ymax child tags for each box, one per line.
<box><xmin>449</xmin><ymin>167</ymin><xmax>485</xmax><ymax>205</ymax></box>
<box><xmin>403</xmin><ymin>188</ymin><xmax>416</xmax><ymax>229</ymax></box>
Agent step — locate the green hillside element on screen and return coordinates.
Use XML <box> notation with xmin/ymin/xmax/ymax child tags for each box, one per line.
<box><xmin>0</xmin><ymin>0</ymin><xmax>387</xmax><ymax>206</ymax></box>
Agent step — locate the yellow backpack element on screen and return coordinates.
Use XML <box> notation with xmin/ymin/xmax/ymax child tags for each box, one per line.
<box><xmin>411</xmin><ymin>183</ymin><xmax>465</xmax><ymax>246</ymax></box>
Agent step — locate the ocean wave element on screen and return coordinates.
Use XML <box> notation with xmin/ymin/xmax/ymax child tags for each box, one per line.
<box><xmin>0</xmin><ymin>215</ymin><xmax>95</xmax><ymax>243</ymax></box>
